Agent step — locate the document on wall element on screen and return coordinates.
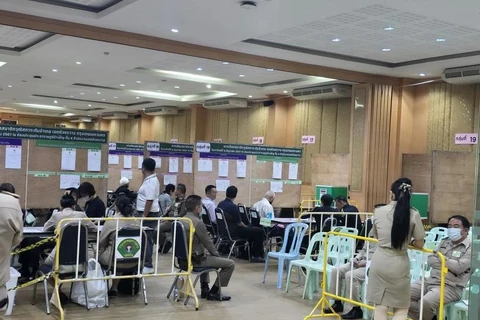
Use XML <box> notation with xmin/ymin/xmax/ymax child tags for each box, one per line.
<box><xmin>183</xmin><ymin>157</ymin><xmax>193</xmax><ymax>173</ymax></box>
<box><xmin>216</xmin><ymin>179</ymin><xmax>230</xmax><ymax>192</ymax></box>
<box><xmin>123</xmin><ymin>155</ymin><xmax>132</xmax><ymax>169</ymax></box>
<box><xmin>270</xmin><ymin>181</ymin><xmax>284</xmax><ymax>193</ymax></box>
<box><xmin>164</xmin><ymin>174</ymin><xmax>177</xmax><ymax>186</ymax></box>
<box><xmin>169</xmin><ymin>157</ymin><xmax>179</xmax><ymax>173</ymax></box>
<box><xmin>108</xmin><ymin>154</ymin><xmax>119</xmax><ymax>165</ymax></box>
<box><xmin>151</xmin><ymin>157</ymin><xmax>162</xmax><ymax>168</ymax></box>
<box><xmin>288</xmin><ymin>162</ymin><xmax>299</xmax><ymax>180</ymax></box>
<box><xmin>137</xmin><ymin>155</ymin><xmax>144</xmax><ymax>169</ymax></box>
<box><xmin>87</xmin><ymin>149</ymin><xmax>102</xmax><ymax>172</ymax></box>
<box><xmin>198</xmin><ymin>158</ymin><xmax>213</xmax><ymax>172</ymax></box>
<box><xmin>236</xmin><ymin>159</ymin><xmax>247</xmax><ymax>178</ymax></box>
<box><xmin>272</xmin><ymin>162</ymin><xmax>282</xmax><ymax>179</ymax></box>
<box><xmin>5</xmin><ymin>145</ymin><xmax>22</xmax><ymax>169</ymax></box>
<box><xmin>218</xmin><ymin>160</ymin><xmax>229</xmax><ymax>177</ymax></box>
<box><xmin>61</xmin><ymin>148</ymin><xmax>76</xmax><ymax>171</ymax></box>
<box><xmin>60</xmin><ymin>174</ymin><xmax>80</xmax><ymax>189</ymax></box>
<box><xmin>121</xmin><ymin>170</ymin><xmax>133</xmax><ymax>180</ymax></box>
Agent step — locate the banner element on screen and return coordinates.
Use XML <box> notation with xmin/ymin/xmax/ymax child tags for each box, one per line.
<box><xmin>195</xmin><ymin>141</ymin><xmax>302</xmax><ymax>158</ymax></box>
<box><xmin>109</xmin><ymin>142</ymin><xmax>144</xmax><ymax>155</ymax></box>
<box><xmin>146</xmin><ymin>141</ymin><xmax>194</xmax><ymax>154</ymax></box>
<box><xmin>0</xmin><ymin>125</ymin><xmax>108</xmax><ymax>143</ymax></box>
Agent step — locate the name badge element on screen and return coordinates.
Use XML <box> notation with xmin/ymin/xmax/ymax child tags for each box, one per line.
<box><xmin>452</xmin><ymin>251</ymin><xmax>461</xmax><ymax>258</ymax></box>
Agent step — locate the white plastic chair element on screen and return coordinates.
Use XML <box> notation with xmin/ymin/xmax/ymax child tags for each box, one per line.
<box><xmin>430</xmin><ymin>227</ymin><xmax>448</xmax><ymax>241</ymax></box>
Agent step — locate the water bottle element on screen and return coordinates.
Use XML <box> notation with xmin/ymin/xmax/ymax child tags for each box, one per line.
<box><xmin>173</xmin><ymin>285</ymin><xmax>179</xmax><ymax>300</ymax></box>
<box><xmin>266</xmin><ymin>211</ymin><xmax>273</xmax><ymax>220</ymax></box>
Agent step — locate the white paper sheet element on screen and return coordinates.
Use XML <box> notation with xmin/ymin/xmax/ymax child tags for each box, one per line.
<box><xmin>60</xmin><ymin>174</ymin><xmax>80</xmax><ymax>189</ymax></box>
<box><xmin>288</xmin><ymin>162</ymin><xmax>298</xmax><ymax>180</ymax></box>
<box><xmin>218</xmin><ymin>160</ymin><xmax>229</xmax><ymax>177</ymax></box>
<box><xmin>137</xmin><ymin>155</ymin><xmax>144</xmax><ymax>169</ymax></box>
<box><xmin>87</xmin><ymin>149</ymin><xmax>102</xmax><ymax>172</ymax></box>
<box><xmin>164</xmin><ymin>174</ymin><xmax>177</xmax><ymax>186</ymax></box>
<box><xmin>151</xmin><ymin>157</ymin><xmax>162</xmax><ymax>169</ymax></box>
<box><xmin>108</xmin><ymin>154</ymin><xmax>119</xmax><ymax>165</ymax></box>
<box><xmin>183</xmin><ymin>157</ymin><xmax>193</xmax><ymax>173</ymax></box>
<box><xmin>123</xmin><ymin>155</ymin><xmax>132</xmax><ymax>169</ymax></box>
<box><xmin>236</xmin><ymin>159</ymin><xmax>247</xmax><ymax>178</ymax></box>
<box><xmin>121</xmin><ymin>170</ymin><xmax>133</xmax><ymax>180</ymax></box>
<box><xmin>216</xmin><ymin>179</ymin><xmax>230</xmax><ymax>192</ymax></box>
<box><xmin>198</xmin><ymin>158</ymin><xmax>213</xmax><ymax>172</ymax></box>
<box><xmin>61</xmin><ymin>148</ymin><xmax>76</xmax><ymax>171</ymax></box>
<box><xmin>169</xmin><ymin>157</ymin><xmax>179</xmax><ymax>173</ymax></box>
<box><xmin>272</xmin><ymin>162</ymin><xmax>282</xmax><ymax>179</ymax></box>
<box><xmin>5</xmin><ymin>145</ymin><xmax>22</xmax><ymax>169</ymax></box>
<box><xmin>270</xmin><ymin>181</ymin><xmax>284</xmax><ymax>193</ymax></box>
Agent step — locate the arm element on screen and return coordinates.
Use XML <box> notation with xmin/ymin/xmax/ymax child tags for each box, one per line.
<box><xmin>11</xmin><ymin>209</ymin><xmax>24</xmax><ymax>248</ymax></box>
<box><xmin>446</xmin><ymin>245</ymin><xmax>471</xmax><ymax>275</ymax></box>
<box><xmin>98</xmin><ymin>221</ymin><xmax>114</xmax><ymax>250</ymax></box>
<box><xmin>44</xmin><ymin>214</ymin><xmax>57</xmax><ymax>231</ymax></box>
<box><xmin>411</xmin><ymin>210</ymin><xmax>426</xmax><ymax>249</ymax></box>
<box><xmin>143</xmin><ymin>200</ymin><xmax>153</xmax><ymax>217</ymax></box>
<box><xmin>196</xmin><ymin>221</ymin><xmax>219</xmax><ymax>256</ymax></box>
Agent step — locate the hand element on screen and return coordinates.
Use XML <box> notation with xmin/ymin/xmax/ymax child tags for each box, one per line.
<box><xmin>356</xmin><ymin>260</ymin><xmax>366</xmax><ymax>268</ymax></box>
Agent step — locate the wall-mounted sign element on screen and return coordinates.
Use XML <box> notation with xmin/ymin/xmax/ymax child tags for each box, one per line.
<box><xmin>213</xmin><ymin>138</ymin><xmax>223</xmax><ymax>143</ymax></box>
<box><xmin>455</xmin><ymin>133</ymin><xmax>478</xmax><ymax>145</ymax></box>
<box><xmin>301</xmin><ymin>135</ymin><xmax>316</xmax><ymax>144</ymax></box>
<box><xmin>170</xmin><ymin>138</ymin><xmax>179</xmax><ymax>143</ymax></box>
<box><xmin>252</xmin><ymin>137</ymin><xmax>264</xmax><ymax>145</ymax></box>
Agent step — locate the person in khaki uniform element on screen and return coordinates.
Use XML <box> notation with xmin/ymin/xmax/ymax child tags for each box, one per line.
<box><xmin>157</xmin><ymin>183</ymin><xmax>187</xmax><ymax>252</ymax></box>
<box><xmin>367</xmin><ymin>178</ymin><xmax>425</xmax><ymax>320</ymax></box>
<box><xmin>409</xmin><ymin>215</ymin><xmax>471</xmax><ymax>320</ymax></box>
<box><xmin>181</xmin><ymin>195</ymin><xmax>235</xmax><ymax>301</ymax></box>
<box><xmin>0</xmin><ymin>191</ymin><xmax>23</xmax><ymax>310</ymax></box>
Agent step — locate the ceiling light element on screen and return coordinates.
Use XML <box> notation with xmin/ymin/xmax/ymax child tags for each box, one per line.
<box><xmin>332</xmin><ymin>38</ymin><xmax>341</xmax><ymax>42</ymax></box>
<box><xmin>206</xmin><ymin>84</ymin><xmax>212</xmax><ymax>89</ymax></box>
<box><xmin>52</xmin><ymin>69</ymin><xmax>58</xmax><ymax>72</ymax></box>
<box><xmin>7</xmin><ymin>85</ymin><xmax>12</xmax><ymax>88</ymax></box>
<box><xmin>157</xmin><ymin>90</ymin><xmax>162</xmax><ymax>92</ymax></box>
<box><xmin>136</xmin><ymin>80</ymin><xmax>142</xmax><ymax>84</ymax></box>
<box><xmin>64</xmin><ymin>113</ymin><xmax>75</xmax><ymax>117</ymax></box>
<box><xmin>223</xmin><ymin>62</ymin><xmax>229</xmax><ymax>65</ymax></box>
<box><xmin>80</xmin><ymin>92</ymin><xmax>85</xmax><ymax>95</ymax></box>
<box><xmin>101</xmin><ymin>99</ymin><xmax>106</xmax><ymax>101</ymax></box>
<box><xmin>239</xmin><ymin>74</ymin><xmax>245</xmax><ymax>77</ymax></box>
<box><xmin>248</xmin><ymin>95</ymin><xmax>252</xmax><ymax>98</ymax></box>
<box><xmin>97</xmin><ymin>92</ymin><xmax>101</xmax><ymax>94</ymax></box>
<box><xmin>419</xmin><ymin>73</ymin><xmax>426</xmax><ymax>77</ymax></box>
<box><xmin>196</xmin><ymin>67</ymin><xmax>203</xmax><ymax>71</ymax></box>
<box><xmin>436</xmin><ymin>38</ymin><xmax>446</xmax><ymax>42</ymax></box>
<box><xmin>171</xmin><ymin>29</ymin><xmax>179</xmax><ymax>33</ymax></box>
<box><xmin>174</xmin><ymin>86</ymin><xmax>180</xmax><ymax>89</ymax></box>
<box><xmin>382</xmin><ymin>48</ymin><xmax>391</xmax><ymax>52</ymax></box>
<box><xmin>384</xmin><ymin>26</ymin><xmax>394</xmax><ymax>31</ymax></box>
<box><xmin>267</xmin><ymin>68</ymin><xmax>274</xmax><ymax>72</ymax></box>
<box><xmin>136</xmin><ymin>97</ymin><xmax>140</xmax><ymax>99</ymax></box>
<box><xmin>76</xmin><ymin>61</ymin><xmax>82</xmax><ymax>65</ymax></box>
<box><xmin>16</xmin><ymin>103</ymin><xmax>65</xmax><ymax>111</ymax></box>
<box><xmin>0</xmin><ymin>61</ymin><xmax>6</xmax><ymax>68</ymax></box>
<box><xmin>88</xmin><ymin>104</ymin><xmax>92</xmax><ymax>107</ymax></box>
<box><xmin>113</xmin><ymin>96</ymin><xmax>118</xmax><ymax>99</ymax></box>
<box><xmin>54</xmin><ymin>100</ymin><xmax>58</xmax><ymax>104</ymax></box>
<box><xmin>283</xmin><ymin>90</ymin><xmax>288</xmax><ymax>93</ymax></box>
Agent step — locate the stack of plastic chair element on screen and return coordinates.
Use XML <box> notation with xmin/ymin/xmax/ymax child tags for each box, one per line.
<box><xmin>329</xmin><ymin>227</ymin><xmax>358</xmax><ymax>267</ymax></box>
<box><xmin>430</xmin><ymin>227</ymin><xmax>448</xmax><ymax>241</ymax></box>
<box><xmin>408</xmin><ymin>249</ymin><xmax>426</xmax><ymax>283</ymax></box>
<box><xmin>443</xmin><ymin>279</ymin><xmax>471</xmax><ymax>320</ymax></box>
<box><xmin>262</xmin><ymin>222</ymin><xmax>309</xmax><ymax>289</ymax></box>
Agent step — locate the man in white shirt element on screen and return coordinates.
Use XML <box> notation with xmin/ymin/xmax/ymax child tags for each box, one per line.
<box><xmin>252</xmin><ymin>191</ymin><xmax>275</xmax><ymax>218</ymax></box>
<box><xmin>202</xmin><ymin>185</ymin><xmax>217</xmax><ymax>224</ymax></box>
<box><xmin>136</xmin><ymin>157</ymin><xmax>160</xmax><ymax>274</ymax></box>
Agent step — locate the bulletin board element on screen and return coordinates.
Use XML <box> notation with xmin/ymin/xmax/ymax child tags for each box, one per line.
<box><xmin>193</xmin><ymin>142</ymin><xmax>303</xmax><ymax>208</ymax></box>
<box><xmin>0</xmin><ymin>125</ymin><xmax>109</xmax><ymax>209</ymax></box>
<box><xmin>145</xmin><ymin>141</ymin><xmax>194</xmax><ymax>194</ymax></box>
<box><xmin>402</xmin><ymin>154</ymin><xmax>432</xmax><ymax>194</ymax></box>
<box><xmin>107</xmin><ymin>142</ymin><xmax>144</xmax><ymax>192</ymax></box>
<box><xmin>0</xmin><ymin>138</ymin><xmax>28</xmax><ymax>204</ymax></box>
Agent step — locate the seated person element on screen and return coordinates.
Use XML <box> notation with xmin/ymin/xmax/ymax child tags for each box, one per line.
<box><xmin>310</xmin><ymin>194</ymin><xmax>341</xmax><ymax>232</ymax></box>
<box><xmin>158</xmin><ymin>184</ymin><xmax>175</xmax><ymax>216</ymax></box>
<box><xmin>78</xmin><ymin>182</ymin><xmax>106</xmax><ymax>218</ymax></box>
<box><xmin>181</xmin><ymin>195</ymin><xmax>235</xmax><ymax>301</ymax></box>
<box><xmin>114</xmin><ymin>177</ymin><xmax>136</xmax><ymax>202</ymax></box>
<box><xmin>65</xmin><ymin>187</ymin><xmax>82</xmax><ymax>211</ymax></box>
<box><xmin>98</xmin><ymin>196</ymin><xmax>139</xmax><ymax>296</ymax></box>
<box><xmin>157</xmin><ymin>183</ymin><xmax>187</xmax><ymax>251</ymax></box>
<box><xmin>335</xmin><ymin>196</ymin><xmax>362</xmax><ymax>234</ymax></box>
<box><xmin>408</xmin><ymin>215</ymin><xmax>471</xmax><ymax>320</ymax></box>
<box><xmin>217</xmin><ymin>186</ymin><xmax>266</xmax><ymax>263</ymax></box>
<box><xmin>0</xmin><ymin>183</ymin><xmax>19</xmax><ymax>198</ymax></box>
<box><xmin>252</xmin><ymin>191</ymin><xmax>275</xmax><ymax>218</ymax></box>
<box><xmin>325</xmin><ymin>230</ymin><xmax>377</xmax><ymax>319</ymax></box>
<box><xmin>202</xmin><ymin>185</ymin><xmax>217</xmax><ymax>225</ymax></box>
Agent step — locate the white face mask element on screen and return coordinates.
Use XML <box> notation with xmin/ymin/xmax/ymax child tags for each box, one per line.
<box><xmin>447</xmin><ymin>228</ymin><xmax>462</xmax><ymax>242</ymax></box>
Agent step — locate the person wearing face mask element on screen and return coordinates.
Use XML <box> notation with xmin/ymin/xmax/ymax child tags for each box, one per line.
<box><xmin>252</xmin><ymin>191</ymin><xmax>275</xmax><ymax>219</ymax></box>
<box><xmin>408</xmin><ymin>215</ymin><xmax>471</xmax><ymax>320</ymax></box>
<box><xmin>78</xmin><ymin>182</ymin><xmax>106</xmax><ymax>218</ymax></box>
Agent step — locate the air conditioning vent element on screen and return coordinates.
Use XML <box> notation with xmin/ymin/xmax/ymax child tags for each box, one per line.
<box><xmin>442</xmin><ymin>65</ymin><xmax>480</xmax><ymax>84</ymax></box>
<box><xmin>291</xmin><ymin>84</ymin><xmax>352</xmax><ymax>101</ymax></box>
<box><xmin>100</xmin><ymin>112</ymin><xmax>129</xmax><ymax>120</ymax></box>
<box><xmin>203</xmin><ymin>98</ymin><xmax>248</xmax><ymax>110</ymax></box>
<box><xmin>143</xmin><ymin>106</ymin><xmax>179</xmax><ymax>116</ymax></box>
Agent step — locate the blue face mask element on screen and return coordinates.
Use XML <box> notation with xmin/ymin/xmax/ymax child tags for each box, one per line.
<box><xmin>447</xmin><ymin>228</ymin><xmax>462</xmax><ymax>241</ymax></box>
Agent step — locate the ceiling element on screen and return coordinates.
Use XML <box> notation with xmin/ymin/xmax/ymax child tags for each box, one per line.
<box><xmin>0</xmin><ymin>0</ymin><xmax>480</xmax><ymax>118</ymax></box>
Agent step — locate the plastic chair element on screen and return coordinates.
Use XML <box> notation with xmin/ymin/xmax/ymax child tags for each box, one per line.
<box><xmin>329</xmin><ymin>227</ymin><xmax>358</xmax><ymax>267</ymax></box>
<box><xmin>262</xmin><ymin>222</ymin><xmax>309</xmax><ymax>289</ymax></box>
<box><xmin>430</xmin><ymin>227</ymin><xmax>448</xmax><ymax>241</ymax></box>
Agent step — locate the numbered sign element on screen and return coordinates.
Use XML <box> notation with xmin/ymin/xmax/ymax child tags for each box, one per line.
<box><xmin>455</xmin><ymin>133</ymin><xmax>478</xmax><ymax>145</ymax></box>
<box><xmin>109</xmin><ymin>142</ymin><xmax>117</xmax><ymax>151</ymax></box>
<box><xmin>301</xmin><ymin>135</ymin><xmax>316</xmax><ymax>144</ymax></box>
<box><xmin>252</xmin><ymin>137</ymin><xmax>264</xmax><ymax>145</ymax></box>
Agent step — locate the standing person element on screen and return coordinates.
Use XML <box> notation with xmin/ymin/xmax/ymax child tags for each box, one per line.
<box><xmin>252</xmin><ymin>191</ymin><xmax>275</xmax><ymax>218</ymax></box>
<box><xmin>0</xmin><ymin>191</ymin><xmax>23</xmax><ymax>310</ymax></box>
<box><xmin>159</xmin><ymin>184</ymin><xmax>175</xmax><ymax>216</ymax></box>
<box><xmin>136</xmin><ymin>158</ymin><xmax>160</xmax><ymax>274</ymax></box>
<box><xmin>78</xmin><ymin>182</ymin><xmax>106</xmax><ymax>218</ymax></box>
<box><xmin>367</xmin><ymin>178</ymin><xmax>425</xmax><ymax>320</ymax></box>
<box><xmin>202</xmin><ymin>185</ymin><xmax>217</xmax><ymax>224</ymax></box>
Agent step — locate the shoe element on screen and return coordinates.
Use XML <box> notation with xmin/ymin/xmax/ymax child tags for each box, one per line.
<box><xmin>0</xmin><ymin>297</ymin><xmax>7</xmax><ymax>311</ymax></box>
<box><xmin>250</xmin><ymin>257</ymin><xmax>265</xmax><ymax>263</ymax></box>
<box><xmin>143</xmin><ymin>267</ymin><xmax>154</xmax><ymax>274</ymax></box>
<box><xmin>342</xmin><ymin>307</ymin><xmax>363</xmax><ymax>319</ymax></box>
<box><xmin>206</xmin><ymin>292</ymin><xmax>231</xmax><ymax>301</ymax></box>
<box><xmin>323</xmin><ymin>301</ymin><xmax>343</xmax><ymax>314</ymax></box>
<box><xmin>201</xmin><ymin>286</ymin><xmax>210</xmax><ymax>299</ymax></box>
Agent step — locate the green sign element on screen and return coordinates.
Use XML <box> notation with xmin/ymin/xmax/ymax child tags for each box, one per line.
<box><xmin>116</xmin><ymin>237</ymin><xmax>141</xmax><ymax>259</ymax></box>
<box><xmin>195</xmin><ymin>141</ymin><xmax>302</xmax><ymax>158</ymax></box>
<box><xmin>146</xmin><ymin>141</ymin><xmax>194</xmax><ymax>153</ymax></box>
<box><xmin>0</xmin><ymin>125</ymin><xmax>108</xmax><ymax>143</ymax></box>
<box><xmin>81</xmin><ymin>173</ymin><xmax>108</xmax><ymax>179</ymax></box>
<box><xmin>257</xmin><ymin>155</ymin><xmax>299</xmax><ymax>163</ymax></box>
<box><xmin>251</xmin><ymin>179</ymin><xmax>302</xmax><ymax>184</ymax></box>
<box><xmin>36</xmin><ymin>140</ymin><xmax>102</xmax><ymax>149</ymax></box>
<box><xmin>28</xmin><ymin>171</ymin><xmax>56</xmax><ymax>177</ymax></box>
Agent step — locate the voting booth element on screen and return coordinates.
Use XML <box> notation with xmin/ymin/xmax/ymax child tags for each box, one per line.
<box><xmin>315</xmin><ymin>185</ymin><xmax>348</xmax><ymax>206</ymax></box>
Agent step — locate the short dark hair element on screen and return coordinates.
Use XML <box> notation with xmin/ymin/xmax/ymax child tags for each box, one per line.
<box><xmin>115</xmin><ymin>195</ymin><xmax>135</xmax><ymax>217</ymax></box>
<box><xmin>335</xmin><ymin>196</ymin><xmax>348</xmax><ymax>203</ymax></box>
<box><xmin>142</xmin><ymin>158</ymin><xmax>156</xmax><ymax>172</ymax></box>
<box><xmin>205</xmin><ymin>185</ymin><xmax>216</xmax><ymax>194</ymax></box>
<box><xmin>185</xmin><ymin>195</ymin><xmax>202</xmax><ymax>211</ymax></box>
<box><xmin>60</xmin><ymin>193</ymin><xmax>77</xmax><ymax>209</ymax></box>
<box><xmin>0</xmin><ymin>183</ymin><xmax>15</xmax><ymax>194</ymax></box>
<box><xmin>164</xmin><ymin>184</ymin><xmax>175</xmax><ymax>194</ymax></box>
<box><xmin>226</xmin><ymin>186</ymin><xmax>238</xmax><ymax>199</ymax></box>
<box><xmin>65</xmin><ymin>187</ymin><xmax>79</xmax><ymax>199</ymax></box>
<box><xmin>448</xmin><ymin>215</ymin><xmax>470</xmax><ymax>229</ymax></box>
<box><xmin>320</xmin><ymin>194</ymin><xmax>333</xmax><ymax>207</ymax></box>
<box><xmin>177</xmin><ymin>183</ymin><xmax>186</xmax><ymax>194</ymax></box>
<box><xmin>78</xmin><ymin>182</ymin><xmax>96</xmax><ymax>197</ymax></box>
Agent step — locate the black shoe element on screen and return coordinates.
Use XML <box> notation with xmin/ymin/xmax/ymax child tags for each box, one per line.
<box><xmin>206</xmin><ymin>292</ymin><xmax>231</xmax><ymax>301</ymax></box>
<box><xmin>323</xmin><ymin>301</ymin><xmax>343</xmax><ymax>313</ymax></box>
<box><xmin>342</xmin><ymin>307</ymin><xmax>363</xmax><ymax>319</ymax></box>
<box><xmin>201</xmin><ymin>287</ymin><xmax>210</xmax><ymax>299</ymax></box>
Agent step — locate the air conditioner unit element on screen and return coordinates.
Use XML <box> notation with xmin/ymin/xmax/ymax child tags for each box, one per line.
<box><xmin>143</xmin><ymin>106</ymin><xmax>179</xmax><ymax>116</ymax></box>
<box><xmin>292</xmin><ymin>84</ymin><xmax>352</xmax><ymax>101</ymax></box>
<box><xmin>100</xmin><ymin>112</ymin><xmax>129</xmax><ymax>120</ymax></box>
<box><xmin>442</xmin><ymin>65</ymin><xmax>480</xmax><ymax>84</ymax></box>
<box><xmin>70</xmin><ymin>116</ymin><xmax>92</xmax><ymax>123</ymax></box>
<box><xmin>203</xmin><ymin>98</ymin><xmax>248</xmax><ymax>110</ymax></box>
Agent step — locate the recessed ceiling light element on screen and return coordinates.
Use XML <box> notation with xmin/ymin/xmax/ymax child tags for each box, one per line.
<box><xmin>206</xmin><ymin>84</ymin><xmax>212</xmax><ymax>89</ymax></box>
<box><xmin>239</xmin><ymin>74</ymin><xmax>245</xmax><ymax>77</ymax></box>
<box><xmin>136</xmin><ymin>80</ymin><xmax>142</xmax><ymax>84</ymax></box>
<box><xmin>97</xmin><ymin>92</ymin><xmax>101</xmax><ymax>94</ymax></box>
<box><xmin>7</xmin><ymin>85</ymin><xmax>12</xmax><ymax>88</ymax></box>
<box><xmin>171</xmin><ymin>29</ymin><xmax>179</xmax><ymax>33</ymax></box>
<box><xmin>88</xmin><ymin>114</ymin><xmax>91</xmax><ymax>116</ymax></box>
<box><xmin>88</xmin><ymin>104</ymin><xmax>92</xmax><ymax>107</ymax></box>
<box><xmin>80</xmin><ymin>92</ymin><xmax>85</xmax><ymax>95</ymax></box>
<box><xmin>174</xmin><ymin>86</ymin><xmax>180</xmax><ymax>89</ymax></box>
<box><xmin>52</xmin><ymin>69</ymin><xmax>58</xmax><ymax>72</ymax></box>
<box><xmin>283</xmin><ymin>90</ymin><xmax>288</xmax><ymax>93</ymax></box>
<box><xmin>382</xmin><ymin>48</ymin><xmax>391</xmax><ymax>52</ymax></box>
<box><xmin>70</xmin><ymin>95</ymin><xmax>74</xmax><ymax>98</ymax></box>
<box><xmin>248</xmin><ymin>95</ymin><xmax>252</xmax><ymax>98</ymax></box>
<box><xmin>267</xmin><ymin>68</ymin><xmax>274</xmax><ymax>72</ymax></box>
<box><xmin>136</xmin><ymin>97</ymin><xmax>140</xmax><ymax>99</ymax></box>
<box><xmin>196</xmin><ymin>67</ymin><xmax>203</xmax><ymax>71</ymax></box>
<box><xmin>384</xmin><ymin>27</ymin><xmax>394</xmax><ymax>31</ymax></box>
<box><xmin>436</xmin><ymin>38</ymin><xmax>446</xmax><ymax>42</ymax></box>
<box><xmin>54</xmin><ymin>100</ymin><xmax>58</xmax><ymax>104</ymax></box>
<box><xmin>419</xmin><ymin>73</ymin><xmax>426</xmax><ymax>77</ymax></box>
<box><xmin>76</xmin><ymin>61</ymin><xmax>82</xmax><ymax>65</ymax></box>
<box><xmin>120</xmin><ymin>84</ymin><xmax>125</xmax><ymax>87</ymax></box>
<box><xmin>223</xmin><ymin>62</ymin><xmax>229</xmax><ymax>65</ymax></box>
<box><xmin>101</xmin><ymin>99</ymin><xmax>106</xmax><ymax>101</ymax></box>
<box><xmin>113</xmin><ymin>96</ymin><xmax>118</xmax><ymax>99</ymax></box>
<box><xmin>332</xmin><ymin>38</ymin><xmax>341</xmax><ymax>42</ymax></box>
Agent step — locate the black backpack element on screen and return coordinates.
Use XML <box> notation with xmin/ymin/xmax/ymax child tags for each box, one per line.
<box><xmin>117</xmin><ymin>273</ymin><xmax>140</xmax><ymax>295</ymax></box>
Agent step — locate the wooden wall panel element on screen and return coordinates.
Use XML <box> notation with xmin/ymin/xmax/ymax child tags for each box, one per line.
<box><xmin>311</xmin><ymin>154</ymin><xmax>350</xmax><ymax>192</ymax></box>
<box><xmin>401</xmin><ymin>154</ymin><xmax>432</xmax><ymax>194</ymax></box>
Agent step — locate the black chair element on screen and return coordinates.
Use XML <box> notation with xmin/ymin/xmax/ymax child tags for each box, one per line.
<box><xmin>214</xmin><ymin>208</ymin><xmax>250</xmax><ymax>260</ymax></box>
<box><xmin>32</xmin><ymin>223</ymin><xmax>90</xmax><ymax>315</ymax></box>
<box><xmin>249</xmin><ymin>208</ymin><xmax>261</xmax><ymax>227</ymax></box>
<box><xmin>167</xmin><ymin>221</ymin><xmax>220</xmax><ymax>310</ymax></box>
<box><xmin>238</xmin><ymin>204</ymin><xmax>250</xmax><ymax>225</ymax></box>
<box><xmin>201</xmin><ymin>205</ymin><xmax>217</xmax><ymax>241</ymax></box>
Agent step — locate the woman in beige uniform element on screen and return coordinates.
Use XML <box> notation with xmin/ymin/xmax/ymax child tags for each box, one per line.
<box><xmin>367</xmin><ymin>178</ymin><xmax>425</xmax><ymax>320</ymax></box>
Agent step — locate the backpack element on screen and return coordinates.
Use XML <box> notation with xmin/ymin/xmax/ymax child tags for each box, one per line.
<box><xmin>117</xmin><ymin>273</ymin><xmax>140</xmax><ymax>295</ymax></box>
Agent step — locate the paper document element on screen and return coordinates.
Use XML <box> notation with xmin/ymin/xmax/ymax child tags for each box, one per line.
<box><xmin>288</xmin><ymin>163</ymin><xmax>298</xmax><ymax>180</ymax></box>
<box><xmin>183</xmin><ymin>157</ymin><xmax>193</xmax><ymax>173</ymax></box>
<box><xmin>270</xmin><ymin>181</ymin><xmax>284</xmax><ymax>193</ymax></box>
<box><xmin>236</xmin><ymin>159</ymin><xmax>247</xmax><ymax>178</ymax></box>
<box><xmin>218</xmin><ymin>160</ymin><xmax>229</xmax><ymax>177</ymax></box>
<box><xmin>5</xmin><ymin>145</ymin><xmax>22</xmax><ymax>169</ymax></box>
<box><xmin>151</xmin><ymin>157</ymin><xmax>162</xmax><ymax>169</ymax></box>
<box><xmin>137</xmin><ymin>156</ymin><xmax>144</xmax><ymax>169</ymax></box>
<box><xmin>108</xmin><ymin>155</ymin><xmax>119</xmax><ymax>165</ymax></box>
<box><xmin>61</xmin><ymin>148</ymin><xmax>76</xmax><ymax>171</ymax></box>
<box><xmin>164</xmin><ymin>174</ymin><xmax>177</xmax><ymax>186</ymax></box>
<box><xmin>272</xmin><ymin>162</ymin><xmax>282</xmax><ymax>179</ymax></box>
<box><xmin>123</xmin><ymin>155</ymin><xmax>132</xmax><ymax>169</ymax></box>
<box><xmin>216</xmin><ymin>179</ymin><xmax>230</xmax><ymax>192</ymax></box>
<box><xmin>121</xmin><ymin>170</ymin><xmax>133</xmax><ymax>180</ymax></box>
<box><xmin>87</xmin><ymin>149</ymin><xmax>102</xmax><ymax>172</ymax></box>
<box><xmin>169</xmin><ymin>157</ymin><xmax>179</xmax><ymax>173</ymax></box>
<box><xmin>60</xmin><ymin>174</ymin><xmax>80</xmax><ymax>189</ymax></box>
<box><xmin>198</xmin><ymin>158</ymin><xmax>213</xmax><ymax>172</ymax></box>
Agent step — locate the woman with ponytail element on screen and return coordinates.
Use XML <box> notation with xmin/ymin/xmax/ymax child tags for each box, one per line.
<box><xmin>366</xmin><ymin>178</ymin><xmax>425</xmax><ymax>320</ymax></box>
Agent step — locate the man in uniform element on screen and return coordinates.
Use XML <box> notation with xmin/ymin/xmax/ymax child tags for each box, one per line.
<box><xmin>157</xmin><ymin>183</ymin><xmax>187</xmax><ymax>252</ymax></box>
<box><xmin>408</xmin><ymin>215</ymin><xmax>471</xmax><ymax>320</ymax></box>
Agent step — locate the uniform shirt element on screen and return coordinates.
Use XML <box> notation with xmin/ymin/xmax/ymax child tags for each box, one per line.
<box><xmin>339</xmin><ymin>204</ymin><xmax>362</xmax><ymax>233</ymax></box>
<box><xmin>217</xmin><ymin>198</ymin><xmax>242</xmax><ymax>235</ymax></box>
<box><xmin>427</xmin><ymin>237</ymin><xmax>471</xmax><ymax>288</ymax></box>
<box><xmin>310</xmin><ymin>205</ymin><xmax>340</xmax><ymax>230</ymax></box>
<box><xmin>165</xmin><ymin>196</ymin><xmax>187</xmax><ymax>217</ymax></box>
<box><xmin>252</xmin><ymin>198</ymin><xmax>274</xmax><ymax>218</ymax></box>
<box><xmin>202</xmin><ymin>197</ymin><xmax>216</xmax><ymax>223</ymax></box>
<box><xmin>136</xmin><ymin>173</ymin><xmax>160</xmax><ymax>214</ymax></box>
<box><xmin>158</xmin><ymin>193</ymin><xmax>173</xmax><ymax>216</ymax></box>
<box><xmin>355</xmin><ymin>230</ymin><xmax>377</xmax><ymax>261</ymax></box>
<box><xmin>182</xmin><ymin>211</ymin><xmax>218</xmax><ymax>259</ymax></box>
<box><xmin>84</xmin><ymin>195</ymin><xmax>106</xmax><ymax>218</ymax></box>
